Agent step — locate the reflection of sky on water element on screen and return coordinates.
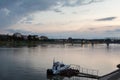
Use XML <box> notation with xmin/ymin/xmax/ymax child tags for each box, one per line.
<box><xmin>0</xmin><ymin>44</ymin><xmax>120</xmax><ymax>80</ymax></box>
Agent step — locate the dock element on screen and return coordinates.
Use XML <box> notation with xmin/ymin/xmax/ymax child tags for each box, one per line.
<box><xmin>47</xmin><ymin>61</ymin><xmax>120</xmax><ymax>80</ymax></box>
<box><xmin>47</xmin><ymin>62</ymin><xmax>100</xmax><ymax>79</ymax></box>
<box><xmin>99</xmin><ymin>64</ymin><xmax>120</xmax><ymax>80</ymax></box>
<box><xmin>70</xmin><ymin>64</ymin><xmax>100</xmax><ymax>79</ymax></box>
<box><xmin>99</xmin><ymin>66</ymin><xmax>120</xmax><ymax>80</ymax></box>
<box><xmin>60</xmin><ymin>64</ymin><xmax>120</xmax><ymax>80</ymax></box>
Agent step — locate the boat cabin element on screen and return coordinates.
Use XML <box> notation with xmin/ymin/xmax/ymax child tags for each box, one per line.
<box><xmin>52</xmin><ymin>61</ymin><xmax>70</xmax><ymax>74</ymax></box>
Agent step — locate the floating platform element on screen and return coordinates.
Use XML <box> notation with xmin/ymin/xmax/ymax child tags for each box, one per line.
<box><xmin>47</xmin><ymin>61</ymin><xmax>99</xmax><ymax>79</ymax></box>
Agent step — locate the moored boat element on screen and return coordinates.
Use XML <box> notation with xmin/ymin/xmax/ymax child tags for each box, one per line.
<box><xmin>47</xmin><ymin>60</ymin><xmax>79</xmax><ymax>76</ymax></box>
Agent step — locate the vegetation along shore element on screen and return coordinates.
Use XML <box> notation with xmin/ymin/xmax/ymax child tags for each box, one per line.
<box><xmin>0</xmin><ymin>32</ymin><xmax>120</xmax><ymax>47</ymax></box>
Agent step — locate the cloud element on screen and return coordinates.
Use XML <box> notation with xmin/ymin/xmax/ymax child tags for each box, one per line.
<box><xmin>114</xmin><ymin>29</ymin><xmax>120</xmax><ymax>32</ymax></box>
<box><xmin>19</xmin><ymin>16</ymin><xmax>34</xmax><ymax>24</ymax></box>
<box><xmin>88</xmin><ymin>28</ymin><xmax>96</xmax><ymax>30</ymax></box>
<box><xmin>103</xmin><ymin>25</ymin><xmax>120</xmax><ymax>34</ymax></box>
<box><xmin>54</xmin><ymin>9</ymin><xmax>62</xmax><ymax>13</ymax></box>
<box><xmin>61</xmin><ymin>0</ymin><xmax>101</xmax><ymax>7</ymax></box>
<box><xmin>0</xmin><ymin>0</ymin><xmax>101</xmax><ymax>29</ymax></box>
<box><xmin>95</xmin><ymin>17</ymin><xmax>117</xmax><ymax>21</ymax></box>
<box><xmin>0</xmin><ymin>0</ymin><xmax>60</xmax><ymax>28</ymax></box>
<box><xmin>7</xmin><ymin>29</ymin><xmax>32</xmax><ymax>35</ymax></box>
<box><xmin>105</xmin><ymin>28</ymin><xmax>120</xmax><ymax>33</ymax></box>
<box><xmin>0</xmin><ymin>0</ymin><xmax>104</xmax><ymax>32</ymax></box>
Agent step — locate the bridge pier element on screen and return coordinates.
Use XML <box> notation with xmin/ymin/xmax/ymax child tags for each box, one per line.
<box><xmin>91</xmin><ymin>42</ymin><xmax>94</xmax><ymax>47</ymax></box>
<box><xmin>106</xmin><ymin>42</ymin><xmax>110</xmax><ymax>47</ymax></box>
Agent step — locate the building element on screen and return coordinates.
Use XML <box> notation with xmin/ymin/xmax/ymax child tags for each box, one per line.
<box><xmin>40</xmin><ymin>36</ymin><xmax>48</xmax><ymax>40</ymax></box>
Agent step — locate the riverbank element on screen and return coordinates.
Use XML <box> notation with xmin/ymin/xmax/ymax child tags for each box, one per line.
<box><xmin>0</xmin><ymin>41</ymin><xmax>41</xmax><ymax>47</ymax></box>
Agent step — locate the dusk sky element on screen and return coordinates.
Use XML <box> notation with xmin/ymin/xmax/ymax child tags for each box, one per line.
<box><xmin>0</xmin><ymin>0</ymin><xmax>120</xmax><ymax>38</ymax></box>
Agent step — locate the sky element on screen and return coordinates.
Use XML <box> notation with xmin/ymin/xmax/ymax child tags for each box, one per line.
<box><xmin>0</xmin><ymin>0</ymin><xmax>120</xmax><ymax>39</ymax></box>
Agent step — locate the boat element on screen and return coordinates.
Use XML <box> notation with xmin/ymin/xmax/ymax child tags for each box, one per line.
<box><xmin>47</xmin><ymin>60</ymin><xmax>79</xmax><ymax>77</ymax></box>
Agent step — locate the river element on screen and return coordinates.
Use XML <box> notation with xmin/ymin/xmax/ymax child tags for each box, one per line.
<box><xmin>0</xmin><ymin>44</ymin><xmax>120</xmax><ymax>80</ymax></box>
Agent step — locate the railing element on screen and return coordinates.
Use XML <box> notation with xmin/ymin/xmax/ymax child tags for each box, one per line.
<box><xmin>70</xmin><ymin>64</ymin><xmax>99</xmax><ymax>76</ymax></box>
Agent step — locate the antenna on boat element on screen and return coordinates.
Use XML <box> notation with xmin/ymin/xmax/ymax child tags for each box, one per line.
<box><xmin>53</xmin><ymin>57</ymin><xmax>55</xmax><ymax>64</ymax></box>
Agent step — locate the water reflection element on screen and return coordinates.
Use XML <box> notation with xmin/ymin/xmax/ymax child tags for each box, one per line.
<box><xmin>47</xmin><ymin>75</ymin><xmax>96</xmax><ymax>80</ymax></box>
<box><xmin>47</xmin><ymin>75</ymin><xmax>64</xmax><ymax>80</ymax></box>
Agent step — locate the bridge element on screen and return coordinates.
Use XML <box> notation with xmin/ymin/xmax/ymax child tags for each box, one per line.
<box><xmin>47</xmin><ymin>38</ymin><xmax>120</xmax><ymax>47</ymax></box>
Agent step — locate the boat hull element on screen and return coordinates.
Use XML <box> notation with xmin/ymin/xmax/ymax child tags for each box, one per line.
<box><xmin>47</xmin><ymin>68</ymin><xmax>79</xmax><ymax>77</ymax></box>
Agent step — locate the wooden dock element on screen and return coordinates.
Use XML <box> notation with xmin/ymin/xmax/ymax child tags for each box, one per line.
<box><xmin>70</xmin><ymin>64</ymin><xmax>100</xmax><ymax>79</ymax></box>
<box><xmin>77</xmin><ymin>72</ymin><xmax>99</xmax><ymax>79</ymax></box>
<box><xmin>47</xmin><ymin>63</ymin><xmax>120</xmax><ymax>80</ymax></box>
<box><xmin>99</xmin><ymin>69</ymin><xmax>120</xmax><ymax>80</ymax></box>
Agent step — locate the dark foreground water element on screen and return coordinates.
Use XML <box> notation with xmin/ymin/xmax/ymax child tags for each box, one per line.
<box><xmin>0</xmin><ymin>44</ymin><xmax>120</xmax><ymax>80</ymax></box>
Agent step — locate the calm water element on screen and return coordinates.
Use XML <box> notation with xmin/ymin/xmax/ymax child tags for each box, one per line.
<box><xmin>0</xmin><ymin>44</ymin><xmax>120</xmax><ymax>80</ymax></box>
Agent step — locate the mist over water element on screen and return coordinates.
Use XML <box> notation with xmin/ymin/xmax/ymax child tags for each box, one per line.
<box><xmin>0</xmin><ymin>44</ymin><xmax>120</xmax><ymax>80</ymax></box>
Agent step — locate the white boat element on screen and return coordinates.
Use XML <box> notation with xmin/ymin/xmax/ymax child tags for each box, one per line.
<box><xmin>47</xmin><ymin>60</ymin><xmax>79</xmax><ymax>76</ymax></box>
<box><xmin>52</xmin><ymin>61</ymin><xmax>70</xmax><ymax>74</ymax></box>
